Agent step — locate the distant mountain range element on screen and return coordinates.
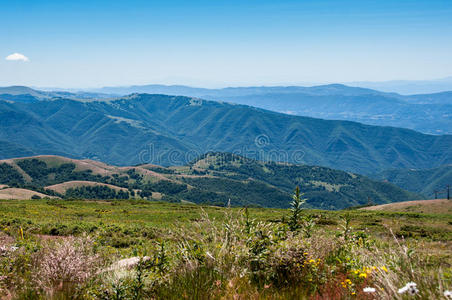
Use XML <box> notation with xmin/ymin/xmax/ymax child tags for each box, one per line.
<box><xmin>1</xmin><ymin>84</ymin><xmax>451</xmax><ymax>134</ymax></box>
<box><xmin>0</xmin><ymin>153</ymin><xmax>421</xmax><ymax>209</ymax></box>
<box><xmin>0</xmin><ymin>93</ymin><xmax>451</xmax><ymax>176</ymax></box>
<box><xmin>89</xmin><ymin>84</ymin><xmax>451</xmax><ymax>134</ymax></box>
<box><xmin>0</xmin><ymin>85</ymin><xmax>113</xmax><ymax>102</ymax></box>
<box><xmin>349</xmin><ymin>77</ymin><xmax>452</xmax><ymax>95</ymax></box>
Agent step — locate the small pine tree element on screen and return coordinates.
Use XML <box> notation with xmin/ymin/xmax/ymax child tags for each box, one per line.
<box><xmin>289</xmin><ymin>186</ymin><xmax>306</xmax><ymax>231</ymax></box>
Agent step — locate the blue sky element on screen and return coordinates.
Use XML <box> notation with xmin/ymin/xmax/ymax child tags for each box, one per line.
<box><xmin>1</xmin><ymin>0</ymin><xmax>452</xmax><ymax>88</ymax></box>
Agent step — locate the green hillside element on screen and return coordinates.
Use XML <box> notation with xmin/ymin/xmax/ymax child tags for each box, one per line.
<box><xmin>0</xmin><ymin>154</ymin><xmax>420</xmax><ymax>209</ymax></box>
<box><xmin>373</xmin><ymin>165</ymin><xmax>452</xmax><ymax>197</ymax></box>
<box><xmin>1</xmin><ymin>94</ymin><xmax>451</xmax><ymax>175</ymax></box>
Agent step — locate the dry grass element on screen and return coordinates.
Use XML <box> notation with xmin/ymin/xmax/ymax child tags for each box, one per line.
<box><xmin>0</xmin><ymin>188</ymin><xmax>59</xmax><ymax>200</ymax></box>
<box><xmin>363</xmin><ymin>199</ymin><xmax>452</xmax><ymax>214</ymax></box>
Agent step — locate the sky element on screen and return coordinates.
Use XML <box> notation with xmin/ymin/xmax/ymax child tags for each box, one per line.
<box><xmin>1</xmin><ymin>0</ymin><xmax>452</xmax><ymax>88</ymax></box>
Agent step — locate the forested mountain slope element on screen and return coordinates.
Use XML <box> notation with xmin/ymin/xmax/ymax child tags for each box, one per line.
<box><xmin>1</xmin><ymin>94</ymin><xmax>451</xmax><ymax>175</ymax></box>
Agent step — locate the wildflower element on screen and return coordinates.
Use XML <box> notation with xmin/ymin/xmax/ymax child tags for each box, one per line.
<box><xmin>359</xmin><ymin>273</ymin><xmax>367</xmax><ymax>278</ymax></box>
<box><xmin>363</xmin><ymin>287</ymin><xmax>376</xmax><ymax>293</ymax></box>
<box><xmin>309</xmin><ymin>259</ymin><xmax>315</xmax><ymax>263</ymax></box>
<box><xmin>398</xmin><ymin>282</ymin><xmax>418</xmax><ymax>295</ymax></box>
<box><xmin>444</xmin><ymin>290</ymin><xmax>452</xmax><ymax>299</ymax></box>
<box><xmin>380</xmin><ymin>266</ymin><xmax>388</xmax><ymax>272</ymax></box>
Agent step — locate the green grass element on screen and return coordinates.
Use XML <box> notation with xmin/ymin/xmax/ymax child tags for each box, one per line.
<box><xmin>1</xmin><ymin>199</ymin><xmax>451</xmax><ymax>241</ymax></box>
<box><xmin>0</xmin><ymin>199</ymin><xmax>284</xmax><ymax>229</ymax></box>
<box><xmin>1</xmin><ymin>199</ymin><xmax>452</xmax><ymax>257</ymax></box>
<box><xmin>1</xmin><ymin>199</ymin><xmax>452</xmax><ymax>299</ymax></box>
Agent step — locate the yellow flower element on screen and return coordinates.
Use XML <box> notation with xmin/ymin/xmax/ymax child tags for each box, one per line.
<box><xmin>381</xmin><ymin>266</ymin><xmax>388</xmax><ymax>272</ymax></box>
<box><xmin>359</xmin><ymin>273</ymin><xmax>367</xmax><ymax>278</ymax></box>
<box><xmin>309</xmin><ymin>259</ymin><xmax>315</xmax><ymax>263</ymax></box>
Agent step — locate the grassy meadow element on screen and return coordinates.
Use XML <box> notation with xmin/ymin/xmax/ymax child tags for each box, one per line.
<box><xmin>1</xmin><ymin>198</ymin><xmax>452</xmax><ymax>299</ymax></box>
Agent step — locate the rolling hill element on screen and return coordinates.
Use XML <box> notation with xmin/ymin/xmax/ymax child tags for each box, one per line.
<box><xmin>1</xmin><ymin>94</ymin><xmax>451</xmax><ymax>175</ymax></box>
<box><xmin>0</xmin><ymin>187</ymin><xmax>58</xmax><ymax>200</ymax></box>
<box><xmin>0</xmin><ymin>153</ymin><xmax>421</xmax><ymax>209</ymax></box>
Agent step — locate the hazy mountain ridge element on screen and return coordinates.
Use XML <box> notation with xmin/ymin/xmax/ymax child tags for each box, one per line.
<box><xmin>0</xmin><ymin>85</ymin><xmax>114</xmax><ymax>102</ymax></box>
<box><xmin>350</xmin><ymin>77</ymin><xmax>452</xmax><ymax>94</ymax></box>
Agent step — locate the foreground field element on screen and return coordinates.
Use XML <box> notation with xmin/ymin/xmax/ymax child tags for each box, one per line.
<box><xmin>1</xmin><ymin>199</ymin><xmax>452</xmax><ymax>299</ymax></box>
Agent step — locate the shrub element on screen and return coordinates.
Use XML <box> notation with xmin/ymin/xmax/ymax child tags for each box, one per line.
<box><xmin>33</xmin><ymin>236</ymin><xmax>103</xmax><ymax>297</ymax></box>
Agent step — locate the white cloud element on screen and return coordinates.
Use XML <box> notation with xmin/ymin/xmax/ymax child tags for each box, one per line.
<box><xmin>5</xmin><ymin>53</ymin><xmax>29</xmax><ymax>62</ymax></box>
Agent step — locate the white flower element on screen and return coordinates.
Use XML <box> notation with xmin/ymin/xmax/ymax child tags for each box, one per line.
<box><xmin>398</xmin><ymin>282</ymin><xmax>418</xmax><ymax>295</ymax></box>
<box><xmin>363</xmin><ymin>287</ymin><xmax>376</xmax><ymax>293</ymax></box>
<box><xmin>444</xmin><ymin>290</ymin><xmax>452</xmax><ymax>299</ymax></box>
